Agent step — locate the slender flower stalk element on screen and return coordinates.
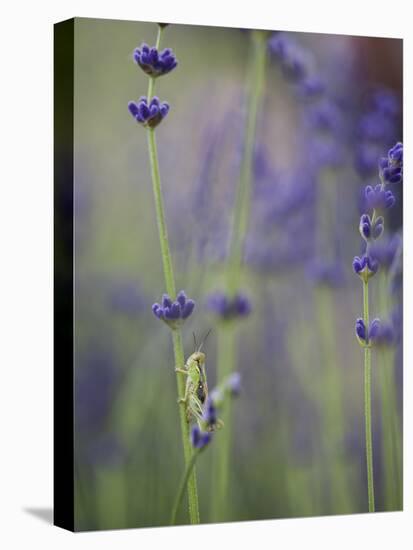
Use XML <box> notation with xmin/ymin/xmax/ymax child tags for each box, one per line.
<box><xmin>170</xmin><ymin>376</ymin><xmax>241</xmax><ymax>525</ymax></box>
<box><xmin>211</xmin><ymin>30</ymin><xmax>268</xmax><ymax>521</ymax></box>
<box><xmin>363</xmin><ymin>278</ymin><xmax>375</xmax><ymax>513</ymax></box>
<box><xmin>170</xmin><ymin>448</ymin><xmax>202</xmax><ymax>525</ymax></box>
<box><xmin>227</xmin><ymin>30</ymin><xmax>268</xmax><ymax>293</ymax></box>
<box><xmin>353</xmin><ymin>141</ymin><xmax>403</xmax><ymax>513</ymax></box>
<box><xmin>129</xmin><ymin>24</ymin><xmax>200</xmax><ymax>524</ymax></box>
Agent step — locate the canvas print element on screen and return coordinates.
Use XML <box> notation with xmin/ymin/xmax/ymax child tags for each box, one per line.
<box><xmin>54</xmin><ymin>18</ymin><xmax>403</xmax><ymax>531</ymax></box>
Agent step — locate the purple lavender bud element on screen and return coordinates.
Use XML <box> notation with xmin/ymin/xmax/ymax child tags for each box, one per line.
<box><xmin>380</xmin><ymin>142</ymin><xmax>403</xmax><ymax>184</ymax></box>
<box><xmin>190</xmin><ymin>425</ymin><xmax>211</xmax><ymax>449</ymax></box>
<box><xmin>170</xmin><ymin>302</ymin><xmax>181</xmax><ymax>319</ymax></box>
<box><xmin>369</xmin><ymin>234</ymin><xmax>401</xmax><ymax>271</ymax></box>
<box><xmin>307</xmin><ymin>100</ymin><xmax>342</xmax><ymax>133</ymax></box>
<box><xmin>226</xmin><ymin>372</ymin><xmax>241</xmax><ymax>396</ymax></box>
<box><xmin>234</xmin><ymin>293</ymin><xmax>252</xmax><ymax>316</ymax></box>
<box><xmin>368</xmin><ymin>318</ymin><xmax>381</xmax><ymax>342</ymax></box>
<box><xmin>384</xmin><ymin>190</ymin><xmax>396</xmax><ymax>208</ymax></box>
<box><xmin>373</xmin><ymin>216</ymin><xmax>384</xmax><ymax>240</ymax></box>
<box><xmin>162</xmin><ymin>294</ymin><xmax>172</xmax><ymax>308</ymax></box>
<box><xmin>152</xmin><ymin>303</ymin><xmax>162</xmax><ymax>319</ymax></box>
<box><xmin>359</xmin><ymin>214</ymin><xmax>371</xmax><ymax>241</ymax></box>
<box><xmin>307</xmin><ymin>260</ymin><xmax>344</xmax><ymax>288</ymax></box>
<box><xmin>181</xmin><ymin>299</ymin><xmax>195</xmax><ymax>319</ymax></box>
<box><xmin>372</xmin><ymin>89</ymin><xmax>399</xmax><ymax>117</ymax></box>
<box><xmin>364</xmin><ymin>184</ymin><xmax>396</xmax><ymax>210</ymax></box>
<box><xmin>299</xmin><ymin>77</ymin><xmax>326</xmax><ymax>99</ymax></box>
<box><xmin>373</xmin><ymin>320</ymin><xmax>396</xmax><ymax>346</ymax></box>
<box><xmin>378</xmin><ymin>157</ymin><xmax>389</xmax><ymax>171</ymax></box>
<box><xmin>388</xmin><ymin>142</ymin><xmax>403</xmax><ymax>165</ymax></box>
<box><xmin>176</xmin><ymin>290</ymin><xmax>187</xmax><ymax>308</ymax></box>
<box><xmin>202</xmin><ymin>398</ymin><xmax>218</xmax><ymax>427</ymax></box>
<box><xmin>133</xmin><ymin>43</ymin><xmax>178</xmax><ymax>77</ymax></box>
<box><xmin>206</xmin><ymin>292</ymin><xmax>229</xmax><ymax>318</ymax></box>
<box><xmin>352</xmin><ymin>256</ymin><xmax>363</xmax><ymax>274</ymax></box>
<box><xmin>355</xmin><ymin>318</ymin><xmax>367</xmax><ymax>344</ymax></box>
<box><xmin>128</xmin><ymin>101</ymin><xmax>139</xmax><ymax>118</ymax></box>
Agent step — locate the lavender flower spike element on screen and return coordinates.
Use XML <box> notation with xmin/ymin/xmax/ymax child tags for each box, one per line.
<box><xmin>152</xmin><ymin>290</ymin><xmax>195</xmax><ymax>330</ymax></box>
<box><xmin>133</xmin><ymin>43</ymin><xmax>178</xmax><ymax>77</ymax></box>
<box><xmin>128</xmin><ymin>96</ymin><xmax>170</xmax><ymax>129</ymax></box>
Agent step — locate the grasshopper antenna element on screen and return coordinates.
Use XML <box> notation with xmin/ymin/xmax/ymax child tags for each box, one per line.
<box><xmin>193</xmin><ymin>332</ymin><xmax>197</xmax><ymax>350</ymax></box>
<box><xmin>198</xmin><ymin>328</ymin><xmax>212</xmax><ymax>352</ymax></box>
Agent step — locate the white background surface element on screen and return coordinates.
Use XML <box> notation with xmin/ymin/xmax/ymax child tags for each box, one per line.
<box><xmin>0</xmin><ymin>0</ymin><xmax>411</xmax><ymax>548</ymax></box>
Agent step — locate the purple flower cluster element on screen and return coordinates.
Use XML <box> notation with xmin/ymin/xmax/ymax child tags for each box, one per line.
<box><xmin>190</xmin><ymin>425</ymin><xmax>211</xmax><ymax>449</ymax></box>
<box><xmin>133</xmin><ymin>43</ymin><xmax>177</xmax><ymax>77</ymax></box>
<box><xmin>365</xmin><ymin>184</ymin><xmax>396</xmax><ymax>210</ymax></box>
<box><xmin>128</xmin><ymin>33</ymin><xmax>177</xmax><ymax>130</ymax></box>
<box><xmin>369</xmin><ymin>234</ymin><xmax>401</xmax><ymax>271</ymax></box>
<box><xmin>152</xmin><ymin>290</ymin><xmax>195</xmax><ymax>329</ymax></box>
<box><xmin>307</xmin><ymin>259</ymin><xmax>344</xmax><ymax>288</ymax></box>
<box><xmin>352</xmin><ymin>254</ymin><xmax>379</xmax><ymax>283</ymax></box>
<box><xmin>379</xmin><ymin>142</ymin><xmax>403</xmax><ymax>185</ymax></box>
<box><xmin>206</xmin><ymin>291</ymin><xmax>251</xmax><ymax>321</ymax></box>
<box><xmin>128</xmin><ymin>96</ymin><xmax>170</xmax><ymax>128</ymax></box>
<box><xmin>355</xmin><ymin>318</ymin><xmax>381</xmax><ymax>347</ymax></box>
<box><xmin>359</xmin><ymin>213</ymin><xmax>384</xmax><ymax>242</ymax></box>
<box><xmin>269</xmin><ymin>33</ymin><xmax>325</xmax><ymax>99</ymax></box>
<box><xmin>353</xmin><ymin>142</ymin><xmax>403</xmax><ymax>349</ymax></box>
<box><xmin>354</xmin><ymin>89</ymin><xmax>399</xmax><ymax>177</ymax></box>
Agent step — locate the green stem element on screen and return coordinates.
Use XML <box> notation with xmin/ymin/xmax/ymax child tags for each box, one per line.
<box><xmin>377</xmin><ymin>272</ymin><xmax>402</xmax><ymax>510</ymax></box>
<box><xmin>315</xmin><ymin>286</ymin><xmax>352</xmax><ymax>513</ymax></box>
<box><xmin>170</xmin><ymin>449</ymin><xmax>201</xmax><ymax>525</ymax></box>
<box><xmin>210</xmin><ymin>31</ymin><xmax>267</xmax><ymax>523</ymax></box>
<box><xmin>210</xmin><ymin>324</ymin><xmax>235</xmax><ymax>521</ymax></box>
<box><xmin>227</xmin><ymin>30</ymin><xmax>267</xmax><ymax>293</ymax></box>
<box><xmin>145</xmin><ymin>24</ymin><xmax>199</xmax><ymax>524</ymax></box>
<box><xmin>363</xmin><ymin>280</ymin><xmax>375</xmax><ymax>512</ymax></box>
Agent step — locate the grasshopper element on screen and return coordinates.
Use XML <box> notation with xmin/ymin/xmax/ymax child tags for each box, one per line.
<box><xmin>175</xmin><ymin>330</ymin><xmax>222</xmax><ymax>431</ymax></box>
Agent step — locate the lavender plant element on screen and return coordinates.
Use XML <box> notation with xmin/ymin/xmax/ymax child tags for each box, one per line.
<box><xmin>353</xmin><ymin>141</ymin><xmax>403</xmax><ymax>512</ymax></box>
<box><xmin>270</xmin><ymin>31</ymin><xmax>354</xmax><ymax>514</ymax></box>
<box><xmin>128</xmin><ymin>23</ymin><xmax>201</xmax><ymax>524</ymax></box>
<box><xmin>208</xmin><ymin>29</ymin><xmax>268</xmax><ymax>521</ymax></box>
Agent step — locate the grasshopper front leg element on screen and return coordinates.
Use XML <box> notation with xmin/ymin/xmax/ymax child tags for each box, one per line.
<box><xmin>176</xmin><ymin>369</ymin><xmax>191</xmax><ymax>405</ymax></box>
<box><xmin>175</xmin><ymin>367</ymin><xmax>188</xmax><ymax>375</ymax></box>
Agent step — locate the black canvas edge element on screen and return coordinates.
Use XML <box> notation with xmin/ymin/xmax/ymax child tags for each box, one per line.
<box><xmin>54</xmin><ymin>18</ymin><xmax>75</xmax><ymax>532</ymax></box>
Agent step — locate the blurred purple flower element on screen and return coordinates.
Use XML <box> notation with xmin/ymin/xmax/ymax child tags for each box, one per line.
<box><xmin>108</xmin><ymin>279</ymin><xmax>146</xmax><ymax>318</ymax></box>
<box><xmin>206</xmin><ymin>291</ymin><xmax>251</xmax><ymax>321</ymax></box>
<box><xmin>190</xmin><ymin>425</ymin><xmax>212</xmax><ymax>449</ymax></box>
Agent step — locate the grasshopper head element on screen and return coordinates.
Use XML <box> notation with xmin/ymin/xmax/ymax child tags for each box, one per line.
<box><xmin>192</xmin><ymin>351</ymin><xmax>205</xmax><ymax>366</ymax></box>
